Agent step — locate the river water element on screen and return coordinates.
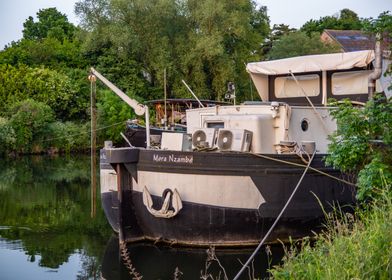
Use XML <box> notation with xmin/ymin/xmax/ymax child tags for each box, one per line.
<box><xmin>0</xmin><ymin>155</ymin><xmax>283</xmax><ymax>280</ymax></box>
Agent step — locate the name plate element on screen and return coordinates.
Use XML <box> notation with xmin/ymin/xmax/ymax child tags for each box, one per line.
<box><xmin>153</xmin><ymin>154</ymin><xmax>193</xmax><ymax>164</ymax></box>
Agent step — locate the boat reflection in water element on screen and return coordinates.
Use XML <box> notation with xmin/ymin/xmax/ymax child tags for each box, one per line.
<box><xmin>101</xmin><ymin>235</ymin><xmax>284</xmax><ymax>280</ymax></box>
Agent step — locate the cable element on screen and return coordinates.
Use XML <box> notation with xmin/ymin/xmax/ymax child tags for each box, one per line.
<box><xmin>247</xmin><ymin>152</ymin><xmax>355</xmax><ymax>187</ymax></box>
<box><xmin>233</xmin><ymin>151</ymin><xmax>316</xmax><ymax>280</ymax></box>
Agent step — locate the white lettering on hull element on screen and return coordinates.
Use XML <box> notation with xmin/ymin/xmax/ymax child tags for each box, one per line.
<box><xmin>153</xmin><ymin>154</ymin><xmax>193</xmax><ymax>164</ymax></box>
<box><xmin>133</xmin><ymin>171</ymin><xmax>265</xmax><ymax>210</ymax></box>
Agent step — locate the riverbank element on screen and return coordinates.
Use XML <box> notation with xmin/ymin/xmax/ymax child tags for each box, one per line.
<box><xmin>270</xmin><ymin>191</ymin><xmax>392</xmax><ymax>279</ymax></box>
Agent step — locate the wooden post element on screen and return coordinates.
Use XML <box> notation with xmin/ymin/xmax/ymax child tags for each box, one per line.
<box><xmin>164</xmin><ymin>68</ymin><xmax>167</xmax><ymax>129</ymax></box>
<box><xmin>89</xmin><ymin>73</ymin><xmax>97</xmax><ymax>218</ymax></box>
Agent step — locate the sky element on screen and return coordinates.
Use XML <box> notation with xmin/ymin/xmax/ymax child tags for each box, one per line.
<box><xmin>0</xmin><ymin>0</ymin><xmax>391</xmax><ymax>49</ymax></box>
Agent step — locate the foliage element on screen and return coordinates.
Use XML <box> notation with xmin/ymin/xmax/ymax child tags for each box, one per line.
<box><xmin>261</xmin><ymin>24</ymin><xmax>296</xmax><ymax>56</ymax></box>
<box><xmin>97</xmin><ymin>89</ymin><xmax>137</xmax><ymax>143</ymax></box>
<box><xmin>0</xmin><ymin>117</ymin><xmax>16</xmax><ymax>154</ymax></box>
<box><xmin>46</xmin><ymin>121</ymin><xmax>90</xmax><ymax>153</ymax></box>
<box><xmin>75</xmin><ymin>0</ymin><xmax>270</xmax><ymax>102</ymax></box>
<box><xmin>301</xmin><ymin>9</ymin><xmax>363</xmax><ymax>35</ymax></box>
<box><xmin>267</xmin><ymin>31</ymin><xmax>340</xmax><ymax>60</ymax></box>
<box><xmin>0</xmin><ymin>64</ymin><xmax>88</xmax><ymax>121</ymax></box>
<box><xmin>0</xmin><ymin>99</ymin><xmax>90</xmax><ymax>155</ymax></box>
<box><xmin>326</xmin><ymin>95</ymin><xmax>392</xmax><ymax>201</ymax></box>
<box><xmin>362</xmin><ymin>11</ymin><xmax>392</xmax><ymax>36</ymax></box>
<box><xmin>7</xmin><ymin>99</ymin><xmax>55</xmax><ymax>154</ymax></box>
<box><xmin>270</xmin><ymin>191</ymin><xmax>392</xmax><ymax>279</ymax></box>
<box><xmin>22</xmin><ymin>8</ymin><xmax>76</xmax><ymax>41</ymax></box>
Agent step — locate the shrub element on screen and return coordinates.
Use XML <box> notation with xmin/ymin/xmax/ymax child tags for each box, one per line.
<box><xmin>0</xmin><ymin>117</ymin><xmax>16</xmax><ymax>154</ymax></box>
<box><xmin>8</xmin><ymin>99</ymin><xmax>55</xmax><ymax>153</ymax></box>
<box><xmin>326</xmin><ymin>95</ymin><xmax>392</xmax><ymax>201</ymax></box>
<box><xmin>46</xmin><ymin>121</ymin><xmax>90</xmax><ymax>153</ymax></box>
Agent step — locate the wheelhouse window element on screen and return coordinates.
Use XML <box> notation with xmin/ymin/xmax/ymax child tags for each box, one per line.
<box><xmin>331</xmin><ymin>70</ymin><xmax>371</xmax><ymax>95</ymax></box>
<box><xmin>274</xmin><ymin>74</ymin><xmax>320</xmax><ymax>98</ymax></box>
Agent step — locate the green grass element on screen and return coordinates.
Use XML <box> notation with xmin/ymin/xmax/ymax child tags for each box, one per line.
<box><xmin>270</xmin><ymin>193</ymin><xmax>392</xmax><ymax>280</ymax></box>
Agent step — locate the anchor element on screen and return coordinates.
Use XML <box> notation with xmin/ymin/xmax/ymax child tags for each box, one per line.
<box><xmin>142</xmin><ymin>186</ymin><xmax>183</xmax><ymax>218</ymax></box>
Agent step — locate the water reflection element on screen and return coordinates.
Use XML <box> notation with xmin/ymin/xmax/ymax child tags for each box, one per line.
<box><xmin>101</xmin><ymin>235</ymin><xmax>284</xmax><ymax>280</ymax></box>
<box><xmin>0</xmin><ymin>155</ymin><xmax>284</xmax><ymax>279</ymax></box>
<box><xmin>0</xmin><ymin>155</ymin><xmax>110</xmax><ymax>279</ymax></box>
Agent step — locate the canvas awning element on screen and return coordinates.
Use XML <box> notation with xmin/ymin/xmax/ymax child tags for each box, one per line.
<box><xmin>246</xmin><ymin>50</ymin><xmax>375</xmax><ymax>101</ymax></box>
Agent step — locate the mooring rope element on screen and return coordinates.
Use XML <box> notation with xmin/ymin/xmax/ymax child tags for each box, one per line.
<box><xmin>233</xmin><ymin>151</ymin><xmax>316</xmax><ymax>280</ymax></box>
<box><xmin>247</xmin><ymin>152</ymin><xmax>356</xmax><ymax>187</ymax></box>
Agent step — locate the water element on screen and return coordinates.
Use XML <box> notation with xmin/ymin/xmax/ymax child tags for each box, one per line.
<box><xmin>0</xmin><ymin>155</ymin><xmax>284</xmax><ymax>279</ymax></box>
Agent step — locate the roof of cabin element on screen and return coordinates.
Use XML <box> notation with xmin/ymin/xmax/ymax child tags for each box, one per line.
<box><xmin>246</xmin><ymin>50</ymin><xmax>374</xmax><ymax>75</ymax></box>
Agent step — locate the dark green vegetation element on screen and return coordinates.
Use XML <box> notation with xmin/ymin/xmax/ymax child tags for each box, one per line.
<box><xmin>2</xmin><ymin>2</ymin><xmax>383</xmax><ymax>155</ymax></box>
<box><xmin>326</xmin><ymin>95</ymin><xmax>392</xmax><ymax>201</ymax></box>
<box><xmin>0</xmin><ymin>155</ymin><xmax>110</xmax><ymax>274</ymax></box>
<box><xmin>270</xmin><ymin>191</ymin><xmax>392</xmax><ymax>279</ymax></box>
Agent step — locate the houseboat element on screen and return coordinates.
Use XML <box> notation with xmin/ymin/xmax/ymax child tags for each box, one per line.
<box><xmin>97</xmin><ymin>48</ymin><xmax>381</xmax><ymax>247</ymax></box>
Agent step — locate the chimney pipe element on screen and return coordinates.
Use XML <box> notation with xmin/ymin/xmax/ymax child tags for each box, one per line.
<box><xmin>368</xmin><ymin>34</ymin><xmax>382</xmax><ymax>99</ymax></box>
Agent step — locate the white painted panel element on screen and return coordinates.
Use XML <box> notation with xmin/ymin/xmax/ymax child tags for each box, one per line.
<box><xmin>100</xmin><ymin>168</ymin><xmax>117</xmax><ymax>193</ymax></box>
<box><xmin>133</xmin><ymin>171</ymin><xmax>265</xmax><ymax>210</ymax></box>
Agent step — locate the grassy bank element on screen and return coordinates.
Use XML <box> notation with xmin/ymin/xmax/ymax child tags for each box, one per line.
<box><xmin>270</xmin><ymin>192</ymin><xmax>392</xmax><ymax>279</ymax></box>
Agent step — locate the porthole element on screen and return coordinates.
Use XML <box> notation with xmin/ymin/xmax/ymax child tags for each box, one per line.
<box><xmin>301</xmin><ymin>119</ymin><xmax>309</xmax><ymax>132</ymax></box>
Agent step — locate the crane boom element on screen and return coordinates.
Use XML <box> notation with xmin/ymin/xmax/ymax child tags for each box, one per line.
<box><xmin>90</xmin><ymin>67</ymin><xmax>146</xmax><ymax>116</ymax></box>
<box><xmin>89</xmin><ymin>67</ymin><xmax>151</xmax><ymax>147</ymax></box>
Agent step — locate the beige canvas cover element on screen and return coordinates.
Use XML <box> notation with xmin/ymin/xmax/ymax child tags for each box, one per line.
<box><xmin>246</xmin><ymin>50</ymin><xmax>374</xmax><ymax>101</ymax></box>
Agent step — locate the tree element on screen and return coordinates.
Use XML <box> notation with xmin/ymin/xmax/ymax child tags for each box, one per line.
<box><xmin>267</xmin><ymin>31</ymin><xmax>340</xmax><ymax>60</ymax></box>
<box><xmin>262</xmin><ymin>23</ymin><xmax>296</xmax><ymax>56</ymax></box>
<box><xmin>0</xmin><ymin>64</ymin><xmax>88</xmax><ymax>121</ymax></box>
<box><xmin>75</xmin><ymin>0</ymin><xmax>270</xmax><ymax>103</ymax></box>
<box><xmin>301</xmin><ymin>9</ymin><xmax>363</xmax><ymax>35</ymax></box>
<box><xmin>23</xmin><ymin>8</ymin><xmax>76</xmax><ymax>41</ymax></box>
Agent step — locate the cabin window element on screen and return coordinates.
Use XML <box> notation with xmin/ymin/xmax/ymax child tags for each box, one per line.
<box><xmin>331</xmin><ymin>70</ymin><xmax>371</xmax><ymax>95</ymax></box>
<box><xmin>274</xmin><ymin>74</ymin><xmax>320</xmax><ymax>98</ymax></box>
<box><xmin>206</xmin><ymin>122</ymin><xmax>224</xmax><ymax>129</ymax></box>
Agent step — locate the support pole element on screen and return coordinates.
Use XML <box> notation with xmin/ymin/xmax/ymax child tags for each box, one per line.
<box><xmin>164</xmin><ymin>68</ymin><xmax>168</xmax><ymax>129</ymax></box>
<box><xmin>89</xmin><ymin>74</ymin><xmax>97</xmax><ymax>218</ymax></box>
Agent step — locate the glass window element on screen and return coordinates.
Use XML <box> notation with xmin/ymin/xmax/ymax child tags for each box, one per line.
<box><xmin>275</xmin><ymin>74</ymin><xmax>320</xmax><ymax>98</ymax></box>
<box><xmin>331</xmin><ymin>71</ymin><xmax>371</xmax><ymax>95</ymax></box>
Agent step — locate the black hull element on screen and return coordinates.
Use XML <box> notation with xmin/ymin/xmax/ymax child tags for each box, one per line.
<box><xmin>100</xmin><ymin>148</ymin><xmax>356</xmax><ymax>247</ymax></box>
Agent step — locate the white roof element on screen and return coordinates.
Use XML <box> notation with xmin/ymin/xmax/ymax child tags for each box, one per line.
<box><xmin>246</xmin><ymin>50</ymin><xmax>374</xmax><ymax>75</ymax></box>
<box><xmin>246</xmin><ymin>50</ymin><xmax>375</xmax><ymax>101</ymax></box>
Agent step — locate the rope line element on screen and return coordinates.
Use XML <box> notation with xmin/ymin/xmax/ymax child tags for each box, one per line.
<box><xmin>247</xmin><ymin>152</ymin><xmax>356</xmax><ymax>187</ymax></box>
<box><xmin>289</xmin><ymin>71</ymin><xmax>331</xmax><ymax>134</ymax></box>
<box><xmin>41</xmin><ymin>120</ymin><xmax>127</xmax><ymax>142</ymax></box>
<box><xmin>233</xmin><ymin>151</ymin><xmax>316</xmax><ymax>280</ymax></box>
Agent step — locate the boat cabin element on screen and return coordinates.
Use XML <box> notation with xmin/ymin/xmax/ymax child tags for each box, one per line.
<box><xmin>161</xmin><ymin>50</ymin><xmax>380</xmax><ymax>155</ymax></box>
<box><xmin>246</xmin><ymin>50</ymin><xmax>378</xmax><ymax>105</ymax></box>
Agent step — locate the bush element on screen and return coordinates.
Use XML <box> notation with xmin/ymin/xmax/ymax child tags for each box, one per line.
<box><xmin>97</xmin><ymin>89</ymin><xmax>137</xmax><ymax>144</ymax></box>
<box><xmin>326</xmin><ymin>95</ymin><xmax>392</xmax><ymax>201</ymax></box>
<box><xmin>8</xmin><ymin>99</ymin><xmax>54</xmax><ymax>154</ymax></box>
<box><xmin>47</xmin><ymin>121</ymin><xmax>90</xmax><ymax>153</ymax></box>
<box><xmin>0</xmin><ymin>64</ymin><xmax>88</xmax><ymax>121</ymax></box>
<box><xmin>0</xmin><ymin>117</ymin><xmax>16</xmax><ymax>154</ymax></box>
